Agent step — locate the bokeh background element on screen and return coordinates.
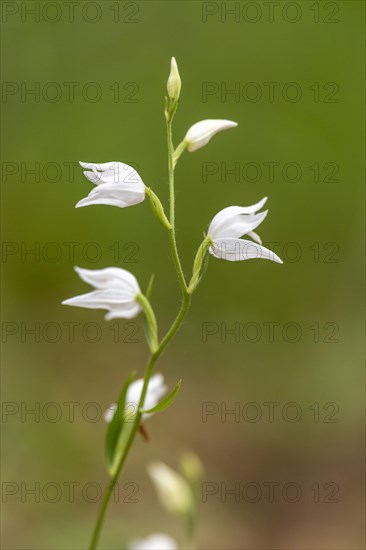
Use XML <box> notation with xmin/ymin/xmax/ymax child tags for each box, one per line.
<box><xmin>1</xmin><ymin>1</ymin><xmax>365</xmax><ymax>549</ymax></box>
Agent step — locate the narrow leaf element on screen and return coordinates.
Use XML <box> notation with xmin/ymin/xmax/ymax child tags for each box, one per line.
<box><xmin>143</xmin><ymin>275</ymin><xmax>156</xmax><ymax>347</ymax></box>
<box><xmin>105</xmin><ymin>370</ymin><xmax>137</xmax><ymax>476</ymax></box>
<box><xmin>140</xmin><ymin>379</ymin><xmax>182</xmax><ymax>415</ymax></box>
<box><xmin>145</xmin><ymin>274</ymin><xmax>155</xmax><ymax>300</ymax></box>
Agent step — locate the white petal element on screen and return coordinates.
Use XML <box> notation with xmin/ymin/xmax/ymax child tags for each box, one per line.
<box><xmin>104</xmin><ymin>302</ymin><xmax>142</xmax><ymax>320</ymax></box>
<box><xmin>246</xmin><ymin>230</ymin><xmax>262</xmax><ymax>245</ymax></box>
<box><xmin>74</xmin><ymin>266</ymin><xmax>140</xmax><ymax>293</ymax></box>
<box><xmin>235</xmin><ymin>196</ymin><xmax>268</xmax><ymax>214</ymax></box>
<box><xmin>126</xmin><ymin>378</ymin><xmax>143</xmax><ymax>408</ymax></box>
<box><xmin>185</xmin><ymin>119</ymin><xmax>238</xmax><ymax>152</ymax></box>
<box><xmin>104</xmin><ymin>403</ymin><xmax>117</xmax><ymax>423</ymax></box>
<box><xmin>210</xmin><ymin>238</ymin><xmax>283</xmax><ymax>263</ymax></box>
<box><xmin>62</xmin><ymin>289</ymin><xmax>142</xmax><ymax>319</ymax></box>
<box><xmin>146</xmin><ymin>373</ymin><xmax>165</xmax><ymax>392</ymax></box>
<box><xmin>82</xmin><ymin>170</ymin><xmax>103</xmax><ymax>185</ymax></box>
<box><xmin>208</xmin><ymin>197</ymin><xmax>267</xmax><ymax>235</ymax></box>
<box><xmin>83</xmin><ymin>164</ymin><xmax>143</xmax><ymax>186</ymax></box>
<box><xmin>209</xmin><ymin>208</ymin><xmax>268</xmax><ymax>239</ymax></box>
<box><xmin>80</xmin><ymin>161</ymin><xmax>142</xmax><ymax>183</ymax></box>
<box><xmin>76</xmin><ymin>181</ymin><xmax>145</xmax><ymax>209</ymax></box>
<box><xmin>143</xmin><ymin>375</ymin><xmax>167</xmax><ymax>415</ymax></box>
<box><xmin>62</xmin><ymin>289</ymin><xmax>136</xmax><ymax>307</ymax></box>
<box><xmin>126</xmin><ymin>374</ymin><xmax>167</xmax><ymax>420</ymax></box>
<box><xmin>80</xmin><ymin>161</ymin><xmax>131</xmax><ymax>174</ymax></box>
<box><xmin>75</xmin><ymin>196</ymin><xmax>133</xmax><ymax>208</ymax></box>
<box><xmin>87</xmin><ymin>181</ymin><xmax>145</xmax><ymax>198</ymax></box>
<box><xmin>79</xmin><ymin>161</ymin><xmax>117</xmax><ymax>170</ymax></box>
<box><xmin>129</xmin><ymin>534</ymin><xmax>178</xmax><ymax>550</ymax></box>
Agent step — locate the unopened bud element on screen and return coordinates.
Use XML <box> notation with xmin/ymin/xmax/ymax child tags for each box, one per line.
<box><xmin>148</xmin><ymin>461</ymin><xmax>193</xmax><ymax>516</ymax></box>
<box><xmin>180</xmin><ymin>452</ymin><xmax>204</xmax><ymax>485</ymax></box>
<box><xmin>184</xmin><ymin>119</ymin><xmax>238</xmax><ymax>152</ymax></box>
<box><xmin>146</xmin><ymin>188</ymin><xmax>172</xmax><ymax>230</ymax></box>
<box><xmin>167</xmin><ymin>57</ymin><xmax>181</xmax><ymax>101</ymax></box>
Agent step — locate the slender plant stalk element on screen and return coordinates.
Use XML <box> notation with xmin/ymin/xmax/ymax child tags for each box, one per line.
<box><xmin>185</xmin><ymin>505</ymin><xmax>198</xmax><ymax>550</ymax></box>
<box><xmin>166</xmin><ymin>108</ymin><xmax>188</xmax><ymax>295</ymax></box>
<box><xmin>88</xmin><ymin>104</ymin><xmax>191</xmax><ymax>550</ymax></box>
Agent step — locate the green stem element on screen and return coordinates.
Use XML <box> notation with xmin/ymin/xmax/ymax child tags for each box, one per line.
<box><xmin>185</xmin><ymin>504</ymin><xmax>198</xmax><ymax>550</ymax></box>
<box><xmin>89</xmin><ymin>294</ymin><xmax>190</xmax><ymax>550</ymax></box>
<box><xmin>88</xmin><ymin>101</ymin><xmax>192</xmax><ymax>550</ymax></box>
<box><xmin>167</xmin><ymin>113</ymin><xmax>188</xmax><ymax>295</ymax></box>
<box><xmin>136</xmin><ymin>293</ymin><xmax>159</xmax><ymax>353</ymax></box>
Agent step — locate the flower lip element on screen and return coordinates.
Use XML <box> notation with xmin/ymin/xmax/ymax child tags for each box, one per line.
<box><xmin>209</xmin><ymin>237</ymin><xmax>283</xmax><ymax>264</ymax></box>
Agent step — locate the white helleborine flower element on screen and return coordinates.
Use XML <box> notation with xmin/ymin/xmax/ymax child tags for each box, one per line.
<box><xmin>76</xmin><ymin>161</ymin><xmax>145</xmax><ymax>208</ymax></box>
<box><xmin>62</xmin><ymin>266</ymin><xmax>142</xmax><ymax>320</ymax></box>
<box><xmin>129</xmin><ymin>533</ymin><xmax>178</xmax><ymax>550</ymax></box>
<box><xmin>104</xmin><ymin>373</ymin><xmax>167</xmax><ymax>423</ymax></box>
<box><xmin>148</xmin><ymin>461</ymin><xmax>193</xmax><ymax>516</ymax></box>
<box><xmin>167</xmin><ymin>57</ymin><xmax>181</xmax><ymax>101</ymax></box>
<box><xmin>184</xmin><ymin>119</ymin><xmax>237</xmax><ymax>152</ymax></box>
<box><xmin>207</xmin><ymin>197</ymin><xmax>283</xmax><ymax>263</ymax></box>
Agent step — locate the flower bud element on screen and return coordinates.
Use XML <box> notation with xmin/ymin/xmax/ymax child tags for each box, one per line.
<box><xmin>167</xmin><ymin>57</ymin><xmax>181</xmax><ymax>101</ymax></box>
<box><xmin>184</xmin><ymin>119</ymin><xmax>238</xmax><ymax>152</ymax></box>
<box><xmin>188</xmin><ymin>237</ymin><xmax>211</xmax><ymax>294</ymax></box>
<box><xmin>146</xmin><ymin>188</ymin><xmax>172</xmax><ymax>229</ymax></box>
<box><xmin>129</xmin><ymin>534</ymin><xmax>178</xmax><ymax>550</ymax></box>
<box><xmin>148</xmin><ymin>461</ymin><xmax>193</xmax><ymax>516</ymax></box>
<box><xmin>180</xmin><ymin>452</ymin><xmax>204</xmax><ymax>485</ymax></box>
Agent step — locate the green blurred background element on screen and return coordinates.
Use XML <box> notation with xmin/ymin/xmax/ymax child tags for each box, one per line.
<box><xmin>1</xmin><ymin>1</ymin><xmax>364</xmax><ymax>548</ymax></box>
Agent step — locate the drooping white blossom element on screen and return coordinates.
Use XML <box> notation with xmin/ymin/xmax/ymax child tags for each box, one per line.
<box><xmin>104</xmin><ymin>374</ymin><xmax>168</xmax><ymax>423</ymax></box>
<box><xmin>207</xmin><ymin>197</ymin><xmax>283</xmax><ymax>263</ymax></box>
<box><xmin>148</xmin><ymin>461</ymin><xmax>193</xmax><ymax>516</ymax></box>
<box><xmin>76</xmin><ymin>161</ymin><xmax>145</xmax><ymax>208</ymax></box>
<box><xmin>184</xmin><ymin>119</ymin><xmax>237</xmax><ymax>152</ymax></box>
<box><xmin>128</xmin><ymin>533</ymin><xmax>178</xmax><ymax>550</ymax></box>
<box><xmin>62</xmin><ymin>266</ymin><xmax>142</xmax><ymax>320</ymax></box>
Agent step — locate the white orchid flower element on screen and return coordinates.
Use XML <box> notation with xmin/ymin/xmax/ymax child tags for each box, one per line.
<box><xmin>128</xmin><ymin>533</ymin><xmax>178</xmax><ymax>550</ymax></box>
<box><xmin>62</xmin><ymin>266</ymin><xmax>142</xmax><ymax>320</ymax></box>
<box><xmin>207</xmin><ymin>197</ymin><xmax>283</xmax><ymax>263</ymax></box>
<box><xmin>104</xmin><ymin>373</ymin><xmax>168</xmax><ymax>423</ymax></box>
<box><xmin>76</xmin><ymin>161</ymin><xmax>145</xmax><ymax>208</ymax></box>
<box><xmin>148</xmin><ymin>461</ymin><xmax>193</xmax><ymax>516</ymax></box>
<box><xmin>184</xmin><ymin>119</ymin><xmax>237</xmax><ymax>152</ymax></box>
